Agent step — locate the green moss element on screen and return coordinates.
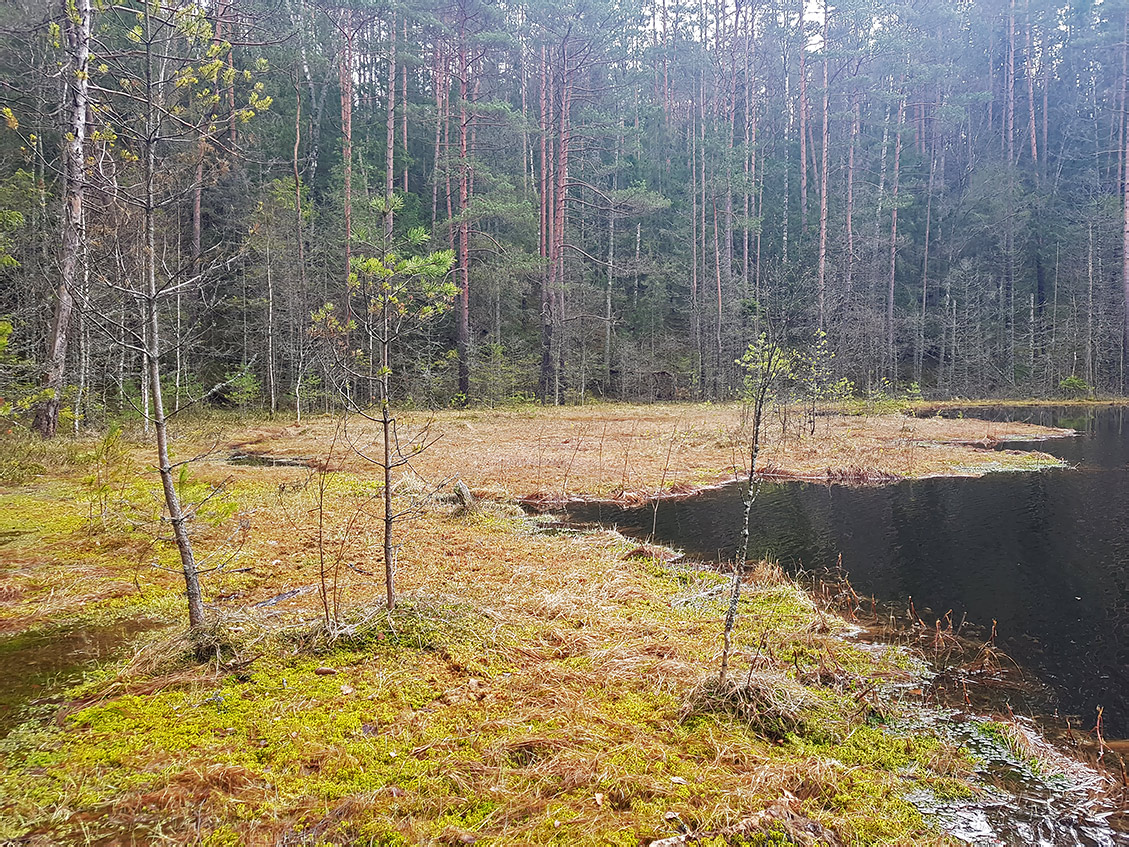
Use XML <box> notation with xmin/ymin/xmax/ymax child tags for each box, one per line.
<box><xmin>0</xmin><ymin>486</ymin><xmax>87</xmax><ymax>536</ymax></box>
<box><xmin>0</xmin><ymin>457</ymin><xmax>1071</xmax><ymax>846</ymax></box>
<box><xmin>201</xmin><ymin>825</ymin><xmax>242</xmax><ymax>847</ymax></box>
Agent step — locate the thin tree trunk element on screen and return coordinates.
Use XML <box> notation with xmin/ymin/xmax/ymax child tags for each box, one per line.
<box><xmin>846</xmin><ymin>94</ymin><xmax>858</xmax><ymax>299</ymax></box>
<box><xmin>782</xmin><ymin>44</ymin><xmax>791</xmax><ymax>266</ymax></box>
<box><xmin>713</xmin><ymin>197</ymin><xmax>723</xmax><ymax>394</ymax></box>
<box><xmin>1004</xmin><ymin>0</ymin><xmax>1017</xmax><ymax>382</ymax></box>
<box><xmin>719</xmin><ymin>339</ymin><xmax>777</xmax><ymax>682</ymax></box>
<box><xmin>1122</xmin><ymin>10</ymin><xmax>1129</xmax><ymax>389</ymax></box>
<box><xmin>888</xmin><ymin>95</ymin><xmax>905</xmax><ymax>381</ymax></box>
<box><xmin>143</xmin><ymin>3</ymin><xmax>205</xmax><ymax>633</ymax></box>
<box><xmin>385</xmin><ymin>15</ymin><xmax>396</xmax><ymax>241</ymax></box>
<box><xmin>538</xmin><ymin>45</ymin><xmax>554</xmax><ymax>400</ymax></box>
<box><xmin>917</xmin><ymin>121</ymin><xmax>938</xmax><ymax>385</ymax></box>
<box><xmin>74</xmin><ymin>222</ymin><xmax>89</xmax><ymax>433</ymax></box>
<box><xmin>192</xmin><ymin>142</ymin><xmax>204</xmax><ymax>267</ymax></box>
<box><xmin>552</xmin><ymin>51</ymin><xmax>572</xmax><ymax>406</ymax></box>
<box><xmin>816</xmin><ymin>13</ymin><xmax>830</xmax><ymax>330</ymax></box>
<box><xmin>1123</xmin><ymin>80</ymin><xmax>1129</xmax><ymax>383</ymax></box>
<box><xmin>520</xmin><ymin>39</ymin><xmax>530</xmax><ymax>198</ymax></box>
<box><xmin>798</xmin><ymin>3</ymin><xmax>808</xmax><ymax>234</ymax></box>
<box><xmin>340</xmin><ymin>14</ymin><xmax>354</xmax><ymax>285</ymax></box>
<box><xmin>401</xmin><ymin>17</ymin><xmax>408</xmax><ymax>194</ymax></box>
<box><xmin>35</xmin><ymin>0</ymin><xmax>91</xmax><ymax>438</ymax></box>
<box><xmin>1026</xmin><ymin>7</ymin><xmax>1038</xmax><ymax>171</ymax></box>
<box><xmin>380</xmin><ymin>305</ymin><xmax>395</xmax><ymax>609</ymax></box>
<box><xmin>690</xmin><ymin>112</ymin><xmax>700</xmax><ymax>393</ymax></box>
<box><xmin>456</xmin><ymin>25</ymin><xmax>471</xmax><ymax>398</ymax></box>
<box><xmin>431</xmin><ymin>42</ymin><xmax>444</xmax><ymax>232</ymax></box>
<box><xmin>742</xmin><ymin>17</ymin><xmax>752</xmax><ymax>299</ymax></box>
<box><xmin>1007</xmin><ymin>0</ymin><xmax>1016</xmax><ymax>166</ymax></box>
<box><xmin>606</xmin><ymin>128</ymin><xmax>619</xmax><ymax>388</ymax></box>
<box><xmin>699</xmin><ymin>74</ymin><xmax>707</xmax><ymax>384</ymax></box>
<box><xmin>267</xmin><ymin>244</ymin><xmax>277</xmax><ymax>415</ymax></box>
<box><xmin>293</xmin><ymin>81</ymin><xmax>307</xmax><ymax>286</ymax></box>
<box><xmin>1088</xmin><ymin>221</ymin><xmax>1095</xmax><ymax>386</ymax></box>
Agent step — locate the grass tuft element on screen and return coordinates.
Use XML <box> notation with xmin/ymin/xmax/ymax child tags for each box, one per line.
<box><xmin>684</xmin><ymin>671</ymin><xmax>814</xmax><ymax>741</ymax></box>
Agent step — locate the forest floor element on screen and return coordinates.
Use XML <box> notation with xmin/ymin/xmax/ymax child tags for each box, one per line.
<box><xmin>0</xmin><ymin>402</ymin><xmax>1115</xmax><ymax>846</ymax></box>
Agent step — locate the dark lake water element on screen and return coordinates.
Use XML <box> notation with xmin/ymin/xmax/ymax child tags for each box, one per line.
<box><xmin>566</xmin><ymin>405</ymin><xmax>1129</xmax><ymax>737</ymax></box>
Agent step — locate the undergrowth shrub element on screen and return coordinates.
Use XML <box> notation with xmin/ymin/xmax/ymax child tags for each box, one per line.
<box><xmin>1059</xmin><ymin>375</ymin><xmax>1093</xmax><ymax>399</ymax></box>
<box><xmin>282</xmin><ymin>593</ymin><xmax>481</xmax><ymax>656</ymax></box>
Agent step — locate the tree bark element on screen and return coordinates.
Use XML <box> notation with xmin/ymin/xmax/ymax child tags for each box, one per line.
<box><xmin>401</xmin><ymin>17</ymin><xmax>409</xmax><ymax>194</ymax></box>
<box><xmin>456</xmin><ymin>20</ymin><xmax>471</xmax><ymax>399</ymax></box>
<box><xmin>798</xmin><ymin>2</ymin><xmax>808</xmax><ymax>234</ymax></box>
<box><xmin>340</xmin><ymin>13</ymin><xmax>354</xmax><ymax>285</ymax></box>
<box><xmin>551</xmin><ymin>47</ymin><xmax>571</xmax><ymax>405</ymax></box>
<box><xmin>887</xmin><ymin>95</ymin><xmax>905</xmax><ymax>382</ymax></box>
<box><xmin>846</xmin><ymin>94</ymin><xmax>858</xmax><ymax>300</ymax></box>
<box><xmin>143</xmin><ymin>1</ymin><xmax>205</xmax><ymax>633</ymax></box>
<box><xmin>816</xmin><ymin>13</ymin><xmax>830</xmax><ymax>331</ymax></box>
<box><xmin>916</xmin><ymin>118</ymin><xmax>937</xmax><ymax>385</ymax></box>
<box><xmin>35</xmin><ymin>0</ymin><xmax>91</xmax><ymax>438</ymax></box>
<box><xmin>431</xmin><ymin>42</ymin><xmax>445</xmax><ymax>233</ymax></box>
<box><xmin>1025</xmin><ymin>6</ymin><xmax>1038</xmax><ymax>171</ymax></box>
<box><xmin>538</xmin><ymin>45</ymin><xmax>554</xmax><ymax>400</ymax></box>
<box><xmin>1123</xmin><ymin>63</ymin><xmax>1129</xmax><ymax>383</ymax></box>
<box><xmin>385</xmin><ymin>15</ymin><xmax>396</xmax><ymax>241</ymax></box>
<box><xmin>690</xmin><ymin>109</ymin><xmax>700</xmax><ymax>393</ymax></box>
<box><xmin>293</xmin><ymin>81</ymin><xmax>307</xmax><ymax>288</ymax></box>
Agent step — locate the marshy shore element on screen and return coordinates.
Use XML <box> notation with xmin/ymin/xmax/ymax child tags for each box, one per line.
<box><xmin>2</xmin><ymin>403</ymin><xmax>1120</xmax><ymax>846</ymax></box>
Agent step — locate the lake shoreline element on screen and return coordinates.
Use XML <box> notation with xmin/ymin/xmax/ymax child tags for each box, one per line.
<box><xmin>0</xmin><ymin>403</ymin><xmax>1124</xmax><ymax>844</ymax></box>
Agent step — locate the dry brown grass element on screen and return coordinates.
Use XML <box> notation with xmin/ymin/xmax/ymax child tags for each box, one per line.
<box><xmin>166</xmin><ymin>403</ymin><xmax>1070</xmax><ymax>506</ymax></box>
<box><xmin>0</xmin><ymin>403</ymin><xmax>1081</xmax><ymax>846</ymax></box>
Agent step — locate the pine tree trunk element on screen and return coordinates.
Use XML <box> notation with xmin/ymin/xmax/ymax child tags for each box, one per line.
<box><xmin>431</xmin><ymin>43</ymin><xmax>444</xmax><ymax>232</ymax></box>
<box><xmin>340</xmin><ymin>14</ymin><xmax>353</xmax><ymax>286</ymax></box>
<box><xmin>538</xmin><ymin>45</ymin><xmax>554</xmax><ymax>400</ymax></box>
<box><xmin>846</xmin><ymin>95</ymin><xmax>858</xmax><ymax>300</ymax></box>
<box><xmin>456</xmin><ymin>26</ymin><xmax>471</xmax><ymax>399</ymax></box>
<box><xmin>552</xmin><ymin>50</ymin><xmax>571</xmax><ymax>405</ymax></box>
<box><xmin>606</xmin><ymin>130</ymin><xmax>619</xmax><ymax>388</ymax></box>
<box><xmin>816</xmin><ymin>14</ymin><xmax>830</xmax><ymax>331</ymax></box>
<box><xmin>1123</xmin><ymin>57</ymin><xmax>1129</xmax><ymax>386</ymax></box>
<box><xmin>916</xmin><ymin>121</ymin><xmax>937</xmax><ymax>386</ymax></box>
<box><xmin>401</xmin><ymin>17</ymin><xmax>409</xmax><ymax>194</ymax></box>
<box><xmin>293</xmin><ymin>81</ymin><xmax>307</xmax><ymax>288</ymax></box>
<box><xmin>798</xmin><ymin>2</ymin><xmax>808</xmax><ymax>234</ymax></box>
<box><xmin>1026</xmin><ymin>7</ymin><xmax>1038</xmax><ymax>170</ymax></box>
<box><xmin>385</xmin><ymin>15</ymin><xmax>396</xmax><ymax>241</ymax></box>
<box><xmin>887</xmin><ymin>95</ymin><xmax>905</xmax><ymax>382</ymax></box>
<box><xmin>267</xmin><ymin>244</ymin><xmax>276</xmax><ymax>415</ymax></box>
<box><xmin>690</xmin><ymin>112</ymin><xmax>700</xmax><ymax>394</ymax></box>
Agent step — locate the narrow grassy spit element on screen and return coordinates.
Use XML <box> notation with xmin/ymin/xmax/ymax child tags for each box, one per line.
<box><xmin>196</xmin><ymin>402</ymin><xmax>1070</xmax><ymax>506</ymax></box>
<box><xmin>0</xmin><ymin>404</ymin><xmax>1083</xmax><ymax>845</ymax></box>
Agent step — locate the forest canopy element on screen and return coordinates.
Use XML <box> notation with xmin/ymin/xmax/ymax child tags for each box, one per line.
<box><xmin>1</xmin><ymin>0</ymin><xmax>1127</xmax><ymax>424</ymax></box>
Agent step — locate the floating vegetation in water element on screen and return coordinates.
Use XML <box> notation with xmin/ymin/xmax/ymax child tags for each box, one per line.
<box><xmin>905</xmin><ymin>713</ymin><xmax>1124</xmax><ymax>847</ymax></box>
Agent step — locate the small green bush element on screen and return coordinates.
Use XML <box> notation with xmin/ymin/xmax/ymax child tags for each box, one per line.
<box><xmin>1058</xmin><ymin>375</ymin><xmax>1092</xmax><ymax>399</ymax></box>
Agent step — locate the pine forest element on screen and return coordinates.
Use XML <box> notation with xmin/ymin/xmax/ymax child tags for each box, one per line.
<box><xmin>3</xmin><ymin>0</ymin><xmax>1129</xmax><ymax>423</ymax></box>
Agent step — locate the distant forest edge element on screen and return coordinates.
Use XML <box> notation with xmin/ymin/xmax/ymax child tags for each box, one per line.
<box><xmin>2</xmin><ymin>0</ymin><xmax>1128</xmax><ymax>425</ymax></box>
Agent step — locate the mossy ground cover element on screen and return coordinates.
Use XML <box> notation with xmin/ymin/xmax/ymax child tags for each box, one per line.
<box><xmin>0</xmin><ymin>403</ymin><xmax>1087</xmax><ymax>845</ymax></box>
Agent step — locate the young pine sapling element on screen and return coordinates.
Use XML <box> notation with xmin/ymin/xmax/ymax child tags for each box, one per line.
<box><xmin>719</xmin><ymin>330</ymin><xmax>788</xmax><ymax>682</ymax></box>
<box><xmin>313</xmin><ymin>226</ymin><xmax>455</xmax><ymax>610</ymax></box>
